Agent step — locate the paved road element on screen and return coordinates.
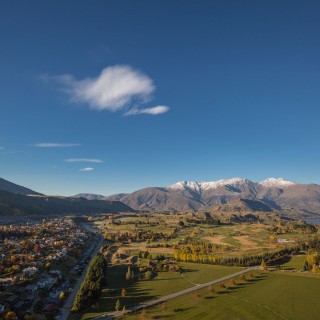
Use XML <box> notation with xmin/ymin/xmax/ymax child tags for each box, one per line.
<box><xmin>93</xmin><ymin>265</ymin><xmax>260</xmax><ymax>319</ymax></box>
<box><xmin>60</xmin><ymin>235</ymin><xmax>104</xmax><ymax>320</ymax></box>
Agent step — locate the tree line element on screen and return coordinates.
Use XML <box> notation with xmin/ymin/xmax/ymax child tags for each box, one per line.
<box><xmin>72</xmin><ymin>254</ymin><xmax>107</xmax><ymax>312</ymax></box>
<box><xmin>174</xmin><ymin>247</ymin><xmax>298</xmax><ymax>267</ymax></box>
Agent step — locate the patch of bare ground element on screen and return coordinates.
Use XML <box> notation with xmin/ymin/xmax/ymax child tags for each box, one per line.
<box><xmin>203</xmin><ymin>235</ymin><xmax>226</xmax><ymax>245</ymax></box>
<box><xmin>233</xmin><ymin>236</ymin><xmax>258</xmax><ymax>250</ymax></box>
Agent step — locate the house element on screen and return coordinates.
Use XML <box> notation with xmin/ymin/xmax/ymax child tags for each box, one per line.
<box><xmin>6</xmin><ymin>294</ymin><xmax>19</xmax><ymax>305</ymax></box>
<box><xmin>22</xmin><ymin>267</ymin><xmax>38</xmax><ymax>277</ymax></box>
<box><xmin>25</xmin><ymin>284</ymin><xmax>38</xmax><ymax>293</ymax></box>
<box><xmin>43</xmin><ymin>303</ymin><xmax>58</xmax><ymax>313</ymax></box>
<box><xmin>13</xmin><ymin>300</ymin><xmax>26</xmax><ymax>312</ymax></box>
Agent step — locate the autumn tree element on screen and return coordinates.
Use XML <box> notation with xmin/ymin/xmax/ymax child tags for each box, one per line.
<box><xmin>219</xmin><ymin>283</ymin><xmax>226</xmax><ymax>291</ymax></box>
<box><xmin>207</xmin><ymin>285</ymin><xmax>214</xmax><ymax>295</ymax></box>
<box><xmin>239</xmin><ymin>274</ymin><xmax>246</xmax><ymax>281</ymax></box>
<box><xmin>161</xmin><ymin>303</ymin><xmax>169</xmax><ymax>313</ymax></box>
<box><xmin>140</xmin><ymin>309</ymin><xmax>147</xmax><ymax>319</ymax></box>
<box><xmin>311</xmin><ymin>264</ymin><xmax>319</xmax><ymax>273</ymax></box>
<box><xmin>4</xmin><ymin>311</ymin><xmax>16</xmax><ymax>320</ymax></box>
<box><xmin>122</xmin><ymin>306</ymin><xmax>127</xmax><ymax>315</ymax></box>
<box><xmin>45</xmin><ymin>262</ymin><xmax>51</xmax><ymax>270</ymax></box>
<box><xmin>260</xmin><ymin>259</ymin><xmax>267</xmax><ymax>270</ymax></box>
<box><xmin>59</xmin><ymin>291</ymin><xmax>65</xmax><ymax>301</ymax></box>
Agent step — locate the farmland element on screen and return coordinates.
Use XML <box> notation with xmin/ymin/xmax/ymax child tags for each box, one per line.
<box><xmin>124</xmin><ymin>271</ymin><xmax>320</xmax><ymax>320</ymax></box>
<box><xmin>72</xmin><ymin>211</ymin><xmax>320</xmax><ymax>320</ymax></box>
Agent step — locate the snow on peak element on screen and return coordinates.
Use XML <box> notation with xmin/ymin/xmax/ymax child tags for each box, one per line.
<box><xmin>259</xmin><ymin>178</ymin><xmax>296</xmax><ymax>187</ymax></box>
<box><xmin>167</xmin><ymin>178</ymin><xmax>249</xmax><ymax>192</ymax></box>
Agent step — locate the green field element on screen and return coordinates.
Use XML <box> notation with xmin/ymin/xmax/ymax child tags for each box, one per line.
<box><xmin>83</xmin><ymin>214</ymin><xmax>319</xmax><ymax>320</ymax></box>
<box><xmin>81</xmin><ymin>263</ymin><xmax>240</xmax><ymax>319</ymax></box>
<box><xmin>280</xmin><ymin>254</ymin><xmax>306</xmax><ymax>271</ymax></box>
<box><xmin>126</xmin><ymin>272</ymin><xmax>320</xmax><ymax>320</ymax></box>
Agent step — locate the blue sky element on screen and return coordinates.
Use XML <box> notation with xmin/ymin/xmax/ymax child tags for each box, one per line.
<box><xmin>1</xmin><ymin>1</ymin><xmax>320</xmax><ymax>195</ymax></box>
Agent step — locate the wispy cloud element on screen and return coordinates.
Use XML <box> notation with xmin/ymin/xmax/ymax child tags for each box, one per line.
<box><xmin>0</xmin><ymin>147</ymin><xmax>4</xmax><ymax>150</ymax></box>
<box><xmin>79</xmin><ymin>167</ymin><xmax>94</xmax><ymax>172</ymax></box>
<box><xmin>33</xmin><ymin>143</ymin><xmax>80</xmax><ymax>148</ymax></box>
<box><xmin>43</xmin><ymin>65</ymin><xmax>170</xmax><ymax>116</ymax></box>
<box><xmin>124</xmin><ymin>105</ymin><xmax>169</xmax><ymax>116</ymax></box>
<box><xmin>65</xmin><ymin>158</ymin><xmax>104</xmax><ymax>163</ymax></box>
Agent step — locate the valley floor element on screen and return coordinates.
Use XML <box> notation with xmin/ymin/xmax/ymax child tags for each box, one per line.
<box><xmin>124</xmin><ymin>271</ymin><xmax>320</xmax><ymax>320</ymax></box>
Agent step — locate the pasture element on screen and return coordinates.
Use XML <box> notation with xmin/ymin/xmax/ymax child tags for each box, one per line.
<box><xmin>125</xmin><ymin>271</ymin><xmax>320</xmax><ymax>320</ymax></box>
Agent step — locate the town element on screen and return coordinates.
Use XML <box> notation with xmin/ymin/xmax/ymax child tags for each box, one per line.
<box><xmin>0</xmin><ymin>217</ymin><xmax>101</xmax><ymax>319</ymax></box>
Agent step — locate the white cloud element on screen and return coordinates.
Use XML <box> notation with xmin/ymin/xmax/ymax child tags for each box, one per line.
<box><xmin>79</xmin><ymin>167</ymin><xmax>94</xmax><ymax>172</ymax></box>
<box><xmin>124</xmin><ymin>105</ymin><xmax>170</xmax><ymax>116</ymax></box>
<box><xmin>65</xmin><ymin>158</ymin><xmax>104</xmax><ymax>163</ymax></box>
<box><xmin>34</xmin><ymin>143</ymin><xmax>80</xmax><ymax>148</ymax></box>
<box><xmin>47</xmin><ymin>65</ymin><xmax>170</xmax><ymax>115</ymax></box>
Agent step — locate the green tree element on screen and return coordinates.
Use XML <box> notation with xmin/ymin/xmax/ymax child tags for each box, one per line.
<box><xmin>72</xmin><ymin>254</ymin><xmax>107</xmax><ymax>312</ymax></box>
<box><xmin>126</xmin><ymin>266</ymin><xmax>132</xmax><ymax>281</ymax></box>
<box><xmin>144</xmin><ymin>270</ymin><xmax>152</xmax><ymax>280</ymax></box>
<box><xmin>115</xmin><ymin>299</ymin><xmax>121</xmax><ymax>311</ymax></box>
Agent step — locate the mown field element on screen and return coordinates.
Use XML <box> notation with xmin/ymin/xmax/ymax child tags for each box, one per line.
<box><xmin>125</xmin><ymin>271</ymin><xmax>320</xmax><ymax>320</ymax></box>
<box><xmin>81</xmin><ymin>263</ymin><xmax>240</xmax><ymax>319</ymax></box>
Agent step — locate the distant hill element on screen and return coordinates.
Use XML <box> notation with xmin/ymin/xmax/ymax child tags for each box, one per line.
<box><xmin>211</xmin><ymin>198</ymin><xmax>274</xmax><ymax>213</ymax></box>
<box><xmin>71</xmin><ymin>193</ymin><xmax>128</xmax><ymax>201</ymax></box>
<box><xmin>72</xmin><ymin>193</ymin><xmax>107</xmax><ymax>201</ymax></box>
<box><xmin>0</xmin><ymin>190</ymin><xmax>134</xmax><ymax>216</ymax></box>
<box><xmin>0</xmin><ymin>177</ymin><xmax>41</xmax><ymax>195</ymax></box>
<box><xmin>195</xmin><ymin>199</ymin><xmax>278</xmax><ymax>224</ymax></box>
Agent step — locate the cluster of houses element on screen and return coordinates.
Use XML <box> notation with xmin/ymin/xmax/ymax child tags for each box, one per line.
<box><xmin>0</xmin><ymin>217</ymin><xmax>96</xmax><ymax>319</ymax></box>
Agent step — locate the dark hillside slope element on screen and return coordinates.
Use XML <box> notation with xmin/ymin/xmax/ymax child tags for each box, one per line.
<box><xmin>0</xmin><ymin>190</ymin><xmax>133</xmax><ymax>216</ymax></box>
<box><xmin>0</xmin><ymin>178</ymin><xmax>41</xmax><ymax>195</ymax></box>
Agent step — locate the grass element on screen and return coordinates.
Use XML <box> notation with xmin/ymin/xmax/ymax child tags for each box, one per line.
<box><xmin>180</xmin><ymin>263</ymin><xmax>240</xmax><ymax>284</ymax></box>
<box><xmin>280</xmin><ymin>254</ymin><xmax>306</xmax><ymax>271</ymax></box>
<box><xmin>80</xmin><ymin>263</ymin><xmax>240</xmax><ymax>319</ymax></box>
<box><xmin>125</xmin><ymin>271</ymin><xmax>320</xmax><ymax>320</ymax></box>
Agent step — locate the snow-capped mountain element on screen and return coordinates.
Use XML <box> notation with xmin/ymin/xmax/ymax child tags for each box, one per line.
<box><xmin>105</xmin><ymin>177</ymin><xmax>320</xmax><ymax>213</ymax></box>
<box><xmin>259</xmin><ymin>178</ymin><xmax>296</xmax><ymax>187</ymax></box>
<box><xmin>167</xmin><ymin>178</ymin><xmax>250</xmax><ymax>192</ymax></box>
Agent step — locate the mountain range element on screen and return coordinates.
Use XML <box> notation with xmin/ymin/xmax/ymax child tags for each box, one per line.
<box><xmin>1</xmin><ymin>176</ymin><xmax>320</xmax><ymax>216</ymax></box>
<box><xmin>0</xmin><ymin>178</ymin><xmax>133</xmax><ymax>216</ymax></box>
<box><xmin>73</xmin><ymin>177</ymin><xmax>320</xmax><ymax>214</ymax></box>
